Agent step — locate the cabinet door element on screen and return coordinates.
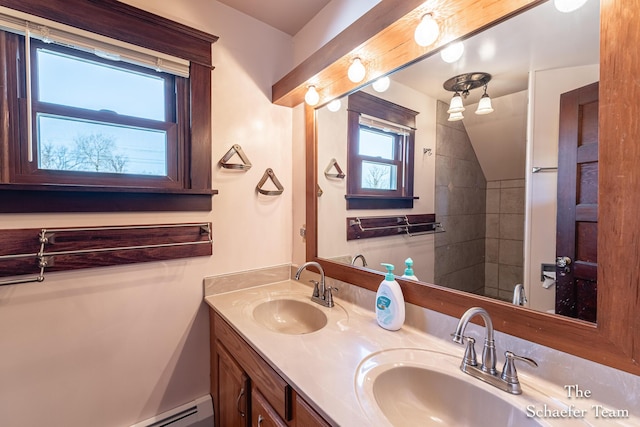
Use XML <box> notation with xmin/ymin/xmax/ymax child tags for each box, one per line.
<box><xmin>252</xmin><ymin>387</ymin><xmax>287</xmax><ymax>427</ymax></box>
<box><xmin>295</xmin><ymin>394</ymin><xmax>331</xmax><ymax>427</ymax></box>
<box><xmin>218</xmin><ymin>343</ymin><xmax>250</xmax><ymax>427</ymax></box>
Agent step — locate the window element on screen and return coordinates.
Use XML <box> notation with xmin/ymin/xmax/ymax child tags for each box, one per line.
<box><xmin>347</xmin><ymin>91</ymin><xmax>418</xmax><ymax>209</ymax></box>
<box><xmin>27</xmin><ymin>41</ymin><xmax>179</xmax><ymax>185</ymax></box>
<box><xmin>0</xmin><ymin>0</ymin><xmax>218</xmax><ymax>213</ymax></box>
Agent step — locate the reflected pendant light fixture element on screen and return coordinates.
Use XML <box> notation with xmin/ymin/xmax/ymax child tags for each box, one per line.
<box><xmin>475</xmin><ymin>85</ymin><xmax>494</xmax><ymax>115</ymax></box>
<box><xmin>443</xmin><ymin>72</ymin><xmax>493</xmax><ymax>120</ymax></box>
<box><xmin>554</xmin><ymin>0</ymin><xmax>589</xmax><ymax>12</ymax></box>
<box><xmin>448</xmin><ymin>111</ymin><xmax>464</xmax><ymax>122</ymax></box>
<box><xmin>414</xmin><ymin>13</ymin><xmax>439</xmax><ymax>47</ymax></box>
<box><xmin>447</xmin><ymin>92</ymin><xmax>465</xmax><ymax>114</ymax></box>
<box><xmin>348</xmin><ymin>58</ymin><xmax>366</xmax><ymax>83</ymax></box>
<box><xmin>304</xmin><ymin>85</ymin><xmax>320</xmax><ymax>106</ymax></box>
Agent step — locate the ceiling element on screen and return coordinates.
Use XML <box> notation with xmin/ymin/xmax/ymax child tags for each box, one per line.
<box><xmin>392</xmin><ymin>0</ymin><xmax>599</xmax><ymax>105</ymax></box>
<box><xmin>217</xmin><ymin>0</ymin><xmax>330</xmax><ymax>35</ymax></box>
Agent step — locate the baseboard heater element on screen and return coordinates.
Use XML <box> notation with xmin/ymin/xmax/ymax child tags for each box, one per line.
<box><xmin>131</xmin><ymin>395</ymin><xmax>213</xmax><ymax>427</ymax></box>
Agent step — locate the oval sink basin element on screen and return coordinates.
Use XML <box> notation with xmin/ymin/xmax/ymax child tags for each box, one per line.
<box><xmin>372</xmin><ymin>365</ymin><xmax>542</xmax><ymax>427</ymax></box>
<box><xmin>355</xmin><ymin>349</ymin><xmax>586</xmax><ymax>427</ymax></box>
<box><xmin>252</xmin><ymin>299</ymin><xmax>327</xmax><ymax>334</ymax></box>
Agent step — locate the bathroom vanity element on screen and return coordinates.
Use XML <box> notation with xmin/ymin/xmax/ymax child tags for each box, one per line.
<box><xmin>205</xmin><ymin>276</ymin><xmax>638</xmax><ymax>426</ymax></box>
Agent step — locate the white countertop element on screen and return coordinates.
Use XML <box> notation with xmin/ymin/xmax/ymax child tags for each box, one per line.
<box><xmin>205</xmin><ymin>279</ymin><xmax>638</xmax><ymax>427</ymax></box>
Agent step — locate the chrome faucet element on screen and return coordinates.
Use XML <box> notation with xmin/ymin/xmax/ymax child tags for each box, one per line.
<box><xmin>452</xmin><ymin>307</ymin><xmax>537</xmax><ymax>394</ymax></box>
<box><xmin>512</xmin><ymin>284</ymin><xmax>527</xmax><ymax>306</ymax></box>
<box><xmin>452</xmin><ymin>307</ymin><xmax>497</xmax><ymax>374</ymax></box>
<box><xmin>294</xmin><ymin>261</ymin><xmax>337</xmax><ymax>308</ymax></box>
<box><xmin>351</xmin><ymin>253</ymin><xmax>367</xmax><ymax>267</ymax></box>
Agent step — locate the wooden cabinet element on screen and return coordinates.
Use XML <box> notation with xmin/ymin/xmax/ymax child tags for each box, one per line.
<box><xmin>210</xmin><ymin>308</ymin><xmax>333</xmax><ymax>427</ymax></box>
<box><xmin>217</xmin><ymin>344</ymin><xmax>249</xmax><ymax>427</ymax></box>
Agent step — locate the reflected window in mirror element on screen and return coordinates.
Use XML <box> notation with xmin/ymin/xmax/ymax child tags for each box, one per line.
<box><xmin>346</xmin><ymin>91</ymin><xmax>418</xmax><ymax>209</ymax></box>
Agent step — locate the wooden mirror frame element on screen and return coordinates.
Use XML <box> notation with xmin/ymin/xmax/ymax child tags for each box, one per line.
<box><xmin>273</xmin><ymin>0</ymin><xmax>640</xmax><ymax>376</ymax></box>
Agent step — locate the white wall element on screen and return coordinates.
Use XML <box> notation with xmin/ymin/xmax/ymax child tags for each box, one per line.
<box><xmin>0</xmin><ymin>1</ymin><xmax>294</xmax><ymax>426</ymax></box>
<box><xmin>316</xmin><ymin>85</ymin><xmax>436</xmax><ymax>281</ymax></box>
<box><xmin>525</xmin><ymin>64</ymin><xmax>599</xmax><ymax>313</ymax></box>
<box><xmin>465</xmin><ymin>90</ymin><xmax>528</xmax><ymax>182</ymax></box>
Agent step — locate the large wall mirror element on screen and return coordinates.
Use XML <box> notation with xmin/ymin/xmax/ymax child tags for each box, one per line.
<box><xmin>316</xmin><ymin>0</ymin><xmax>599</xmax><ymax>322</ymax></box>
<box><xmin>274</xmin><ymin>0</ymin><xmax>639</xmax><ymax>376</ymax></box>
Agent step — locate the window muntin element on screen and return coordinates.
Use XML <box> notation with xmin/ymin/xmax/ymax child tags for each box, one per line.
<box><xmin>26</xmin><ymin>39</ymin><xmax>178</xmax><ymax>184</ymax></box>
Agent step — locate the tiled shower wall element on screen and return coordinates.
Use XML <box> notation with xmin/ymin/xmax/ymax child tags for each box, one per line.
<box><xmin>434</xmin><ymin>101</ymin><xmax>487</xmax><ymax>294</ymax></box>
<box><xmin>484</xmin><ymin>179</ymin><xmax>525</xmax><ymax>301</ymax></box>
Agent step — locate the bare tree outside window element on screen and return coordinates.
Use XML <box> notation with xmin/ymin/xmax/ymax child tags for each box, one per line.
<box><xmin>363</xmin><ymin>164</ymin><xmax>390</xmax><ymax>189</ymax></box>
<box><xmin>40</xmin><ymin>133</ymin><xmax>128</xmax><ymax>173</ymax></box>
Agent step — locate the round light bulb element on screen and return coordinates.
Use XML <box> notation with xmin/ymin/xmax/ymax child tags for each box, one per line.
<box><xmin>440</xmin><ymin>42</ymin><xmax>464</xmax><ymax>63</ymax></box>
<box><xmin>348</xmin><ymin>58</ymin><xmax>366</xmax><ymax>83</ymax></box>
<box><xmin>304</xmin><ymin>86</ymin><xmax>320</xmax><ymax>106</ymax></box>
<box><xmin>372</xmin><ymin>76</ymin><xmax>390</xmax><ymax>92</ymax></box>
<box><xmin>327</xmin><ymin>99</ymin><xmax>341</xmax><ymax>112</ymax></box>
<box><xmin>414</xmin><ymin>14</ymin><xmax>439</xmax><ymax>47</ymax></box>
<box><xmin>553</xmin><ymin>0</ymin><xmax>589</xmax><ymax>12</ymax></box>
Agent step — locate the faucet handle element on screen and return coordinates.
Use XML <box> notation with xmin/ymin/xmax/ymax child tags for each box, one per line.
<box><xmin>325</xmin><ymin>286</ymin><xmax>338</xmax><ymax>307</ymax></box>
<box><xmin>309</xmin><ymin>280</ymin><xmax>320</xmax><ymax>297</ymax></box>
<box><xmin>462</xmin><ymin>336</ymin><xmax>478</xmax><ymax>367</ymax></box>
<box><xmin>501</xmin><ymin>351</ymin><xmax>538</xmax><ymax>386</ymax></box>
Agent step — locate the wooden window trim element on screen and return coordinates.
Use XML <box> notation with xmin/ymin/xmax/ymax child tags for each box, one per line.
<box><xmin>0</xmin><ymin>0</ymin><xmax>219</xmax><ymax>213</ymax></box>
<box><xmin>346</xmin><ymin>91</ymin><xmax>418</xmax><ymax>209</ymax></box>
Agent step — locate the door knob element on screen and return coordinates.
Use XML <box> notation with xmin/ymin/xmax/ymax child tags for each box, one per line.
<box><xmin>556</xmin><ymin>256</ymin><xmax>572</xmax><ymax>276</ymax></box>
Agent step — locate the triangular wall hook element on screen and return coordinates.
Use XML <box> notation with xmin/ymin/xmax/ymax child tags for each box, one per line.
<box><xmin>219</xmin><ymin>144</ymin><xmax>252</xmax><ymax>170</ymax></box>
<box><xmin>324</xmin><ymin>158</ymin><xmax>345</xmax><ymax>179</ymax></box>
<box><xmin>256</xmin><ymin>168</ymin><xmax>284</xmax><ymax>196</ymax></box>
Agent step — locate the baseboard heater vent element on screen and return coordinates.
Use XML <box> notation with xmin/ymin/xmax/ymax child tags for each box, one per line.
<box><xmin>131</xmin><ymin>395</ymin><xmax>213</xmax><ymax>427</ymax></box>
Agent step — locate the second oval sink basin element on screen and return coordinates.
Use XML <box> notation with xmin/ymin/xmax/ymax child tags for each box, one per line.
<box><xmin>355</xmin><ymin>348</ymin><xmax>587</xmax><ymax>427</ymax></box>
<box><xmin>252</xmin><ymin>299</ymin><xmax>327</xmax><ymax>334</ymax></box>
<box><xmin>372</xmin><ymin>365</ymin><xmax>542</xmax><ymax>427</ymax></box>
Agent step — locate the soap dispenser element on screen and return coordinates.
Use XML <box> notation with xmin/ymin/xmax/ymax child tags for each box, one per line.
<box><xmin>401</xmin><ymin>257</ymin><xmax>419</xmax><ymax>281</ymax></box>
<box><xmin>376</xmin><ymin>263</ymin><xmax>405</xmax><ymax>330</ymax></box>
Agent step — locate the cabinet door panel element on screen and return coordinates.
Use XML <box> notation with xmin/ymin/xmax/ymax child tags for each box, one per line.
<box><xmin>295</xmin><ymin>394</ymin><xmax>331</xmax><ymax>427</ymax></box>
<box><xmin>218</xmin><ymin>342</ymin><xmax>250</xmax><ymax>427</ymax></box>
<box><xmin>252</xmin><ymin>387</ymin><xmax>287</xmax><ymax>427</ymax></box>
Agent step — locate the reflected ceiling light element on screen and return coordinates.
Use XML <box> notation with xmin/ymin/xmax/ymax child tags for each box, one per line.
<box><xmin>475</xmin><ymin>85</ymin><xmax>494</xmax><ymax>115</ymax></box>
<box><xmin>327</xmin><ymin>99</ymin><xmax>341</xmax><ymax>112</ymax></box>
<box><xmin>304</xmin><ymin>85</ymin><xmax>320</xmax><ymax>106</ymax></box>
<box><xmin>447</xmin><ymin>92</ymin><xmax>465</xmax><ymax>114</ymax></box>
<box><xmin>448</xmin><ymin>111</ymin><xmax>464</xmax><ymax>122</ymax></box>
<box><xmin>554</xmin><ymin>0</ymin><xmax>589</xmax><ymax>12</ymax></box>
<box><xmin>440</xmin><ymin>41</ymin><xmax>465</xmax><ymax>63</ymax></box>
<box><xmin>443</xmin><ymin>72</ymin><xmax>493</xmax><ymax>120</ymax></box>
<box><xmin>372</xmin><ymin>76</ymin><xmax>391</xmax><ymax>92</ymax></box>
<box><xmin>414</xmin><ymin>13</ymin><xmax>439</xmax><ymax>47</ymax></box>
<box><xmin>348</xmin><ymin>58</ymin><xmax>366</xmax><ymax>83</ymax></box>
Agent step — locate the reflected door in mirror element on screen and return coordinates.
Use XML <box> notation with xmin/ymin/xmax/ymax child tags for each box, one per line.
<box><xmin>555</xmin><ymin>82</ymin><xmax>599</xmax><ymax>322</ymax></box>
